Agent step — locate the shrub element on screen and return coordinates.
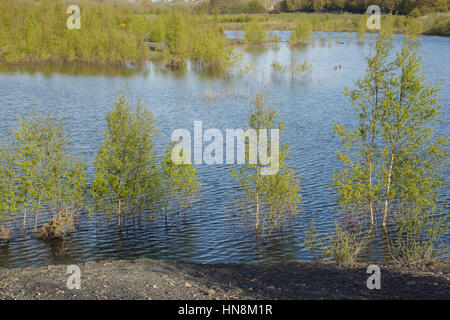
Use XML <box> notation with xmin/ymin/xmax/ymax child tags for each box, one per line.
<box><xmin>323</xmin><ymin>222</ymin><xmax>370</xmax><ymax>266</ymax></box>
<box><xmin>245</xmin><ymin>1</ymin><xmax>266</xmax><ymax>14</ymax></box>
<box><xmin>243</xmin><ymin>20</ymin><xmax>267</xmax><ymax>43</ymax></box>
<box><xmin>289</xmin><ymin>20</ymin><xmax>313</xmax><ymax>43</ymax></box>
<box><xmin>38</xmin><ymin>206</ymin><xmax>75</xmax><ymax>239</ymax></box>
<box><xmin>147</xmin><ymin>16</ymin><xmax>167</xmax><ymax>43</ymax></box>
<box><xmin>388</xmin><ymin>205</ymin><xmax>449</xmax><ymax>265</ymax></box>
<box><xmin>428</xmin><ymin>15</ymin><xmax>450</xmax><ymax>36</ymax></box>
<box><xmin>408</xmin><ymin>8</ymin><xmax>422</xmax><ymax>18</ymax></box>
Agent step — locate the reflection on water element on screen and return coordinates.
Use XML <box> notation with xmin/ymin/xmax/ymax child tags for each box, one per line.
<box><xmin>0</xmin><ymin>32</ymin><xmax>448</xmax><ymax>268</ymax></box>
<box><xmin>0</xmin><ymin>63</ymin><xmax>149</xmax><ymax>78</ymax></box>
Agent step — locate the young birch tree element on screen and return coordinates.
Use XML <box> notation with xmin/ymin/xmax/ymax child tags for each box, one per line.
<box><xmin>334</xmin><ymin>33</ymin><xmax>448</xmax><ymax>263</ymax></box>
<box><xmin>230</xmin><ymin>93</ymin><xmax>301</xmax><ymax>239</ymax></box>
<box><xmin>160</xmin><ymin>144</ymin><xmax>200</xmax><ymax>224</ymax></box>
<box><xmin>91</xmin><ymin>93</ymin><xmax>160</xmax><ymax>228</ymax></box>
<box><xmin>334</xmin><ymin>30</ymin><xmax>393</xmax><ymax>227</ymax></box>
<box><xmin>1</xmin><ymin>113</ymin><xmax>87</xmax><ymax>237</ymax></box>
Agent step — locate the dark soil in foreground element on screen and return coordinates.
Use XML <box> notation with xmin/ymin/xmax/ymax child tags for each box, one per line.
<box><xmin>0</xmin><ymin>259</ymin><xmax>448</xmax><ymax>300</ymax></box>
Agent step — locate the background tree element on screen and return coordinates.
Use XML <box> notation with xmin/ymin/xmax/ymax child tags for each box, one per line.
<box><xmin>289</xmin><ymin>20</ymin><xmax>313</xmax><ymax>43</ymax></box>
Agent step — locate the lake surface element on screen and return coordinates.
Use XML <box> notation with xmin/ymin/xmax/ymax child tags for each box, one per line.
<box><xmin>0</xmin><ymin>32</ymin><xmax>449</xmax><ymax>268</ymax></box>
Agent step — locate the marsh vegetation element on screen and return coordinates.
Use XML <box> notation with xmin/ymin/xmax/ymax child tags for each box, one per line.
<box><xmin>0</xmin><ymin>1</ymin><xmax>449</xmax><ymax>71</ymax></box>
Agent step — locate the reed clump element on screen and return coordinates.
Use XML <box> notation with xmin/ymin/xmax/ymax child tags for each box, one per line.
<box><xmin>38</xmin><ymin>206</ymin><xmax>75</xmax><ymax>240</ymax></box>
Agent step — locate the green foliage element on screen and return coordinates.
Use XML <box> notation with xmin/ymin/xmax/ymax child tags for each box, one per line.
<box><xmin>156</xmin><ymin>12</ymin><xmax>238</xmax><ymax>72</ymax></box>
<box><xmin>192</xmin><ymin>26</ymin><xmax>237</xmax><ymax>71</ymax></box>
<box><xmin>166</xmin><ymin>12</ymin><xmax>191</xmax><ymax>60</ymax></box>
<box><xmin>408</xmin><ymin>8</ymin><xmax>422</xmax><ymax>18</ymax></box>
<box><xmin>160</xmin><ymin>145</ymin><xmax>200</xmax><ymax>222</ymax></box>
<box><xmin>0</xmin><ymin>112</ymin><xmax>86</xmax><ymax>235</ymax></box>
<box><xmin>357</xmin><ymin>16</ymin><xmax>366</xmax><ymax>43</ymax></box>
<box><xmin>406</xmin><ymin>18</ymin><xmax>423</xmax><ymax>35</ymax></box>
<box><xmin>388</xmin><ymin>205</ymin><xmax>449</xmax><ymax>265</ymax></box>
<box><xmin>246</xmin><ymin>1</ymin><xmax>267</xmax><ymax>13</ymax></box>
<box><xmin>91</xmin><ymin>92</ymin><xmax>160</xmax><ymax>227</ymax></box>
<box><xmin>276</xmin><ymin>0</ymin><xmax>445</xmax><ymax>15</ymax></box>
<box><xmin>289</xmin><ymin>20</ymin><xmax>312</xmax><ymax>43</ymax></box>
<box><xmin>271</xmin><ymin>61</ymin><xmax>287</xmax><ymax>79</ymax></box>
<box><xmin>0</xmin><ymin>144</ymin><xmax>20</xmax><ymax>235</ymax></box>
<box><xmin>428</xmin><ymin>15</ymin><xmax>450</xmax><ymax>36</ymax></box>
<box><xmin>0</xmin><ymin>0</ymin><xmax>150</xmax><ymax>65</ymax></box>
<box><xmin>0</xmin><ymin>1</ymin><xmax>447</xmax><ymax>68</ymax></box>
<box><xmin>147</xmin><ymin>16</ymin><xmax>167</xmax><ymax>43</ymax></box>
<box><xmin>334</xmin><ymin>30</ymin><xmax>393</xmax><ymax>227</ymax></box>
<box><xmin>302</xmin><ymin>219</ymin><xmax>324</xmax><ymax>261</ymax></box>
<box><xmin>243</xmin><ymin>20</ymin><xmax>267</xmax><ymax>43</ymax></box>
<box><xmin>230</xmin><ymin>93</ymin><xmax>301</xmax><ymax>239</ymax></box>
<box><xmin>334</xmin><ymin>32</ymin><xmax>449</xmax><ymax>264</ymax></box>
<box><xmin>323</xmin><ymin>222</ymin><xmax>369</xmax><ymax>266</ymax></box>
<box><xmin>289</xmin><ymin>55</ymin><xmax>312</xmax><ymax>81</ymax></box>
<box><xmin>208</xmin><ymin>0</ymin><xmax>267</xmax><ymax>14</ymax></box>
<box><xmin>303</xmin><ymin>218</ymin><xmax>370</xmax><ymax>265</ymax></box>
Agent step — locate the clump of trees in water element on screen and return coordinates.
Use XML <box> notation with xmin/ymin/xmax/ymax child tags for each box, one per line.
<box><xmin>1</xmin><ymin>0</ymin><xmax>449</xmax><ymax>70</ymax></box>
<box><xmin>0</xmin><ymin>91</ymin><xmax>201</xmax><ymax>240</ymax></box>
<box><xmin>303</xmin><ymin>31</ymin><xmax>449</xmax><ymax>266</ymax></box>
<box><xmin>0</xmin><ymin>1</ymin><xmax>448</xmax><ymax>265</ymax></box>
<box><xmin>230</xmin><ymin>93</ymin><xmax>302</xmax><ymax>239</ymax></box>
<box><xmin>0</xmin><ymin>0</ymin><xmax>239</xmax><ymax>72</ymax></box>
<box><xmin>0</xmin><ymin>64</ymin><xmax>447</xmax><ymax>264</ymax></box>
<box><xmin>0</xmin><ymin>113</ymin><xmax>87</xmax><ymax>240</ymax></box>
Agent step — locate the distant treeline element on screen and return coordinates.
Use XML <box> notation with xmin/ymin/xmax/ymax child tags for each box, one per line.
<box><xmin>206</xmin><ymin>0</ymin><xmax>449</xmax><ymax>15</ymax></box>
<box><xmin>206</xmin><ymin>0</ymin><xmax>267</xmax><ymax>14</ymax></box>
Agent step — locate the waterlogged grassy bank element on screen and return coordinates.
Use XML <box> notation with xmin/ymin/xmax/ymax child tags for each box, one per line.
<box><xmin>0</xmin><ymin>1</ymin><xmax>449</xmax><ymax>70</ymax></box>
<box><xmin>0</xmin><ymin>1</ymin><xmax>239</xmax><ymax>71</ymax></box>
<box><xmin>0</xmin><ymin>259</ymin><xmax>449</xmax><ymax>300</ymax></box>
<box><xmin>216</xmin><ymin>12</ymin><xmax>450</xmax><ymax>36</ymax></box>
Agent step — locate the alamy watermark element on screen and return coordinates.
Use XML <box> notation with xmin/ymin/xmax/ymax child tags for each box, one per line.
<box><xmin>171</xmin><ymin>121</ymin><xmax>280</xmax><ymax>175</ymax></box>
<box><xmin>66</xmin><ymin>265</ymin><xmax>81</xmax><ymax>290</ymax></box>
<box><xmin>367</xmin><ymin>5</ymin><xmax>381</xmax><ymax>30</ymax></box>
<box><xmin>366</xmin><ymin>264</ymin><xmax>381</xmax><ymax>289</ymax></box>
<box><xmin>67</xmin><ymin>5</ymin><xmax>81</xmax><ymax>30</ymax></box>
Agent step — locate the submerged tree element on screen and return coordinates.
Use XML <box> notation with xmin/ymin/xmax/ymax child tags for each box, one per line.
<box><xmin>0</xmin><ymin>113</ymin><xmax>86</xmax><ymax>237</ymax></box>
<box><xmin>0</xmin><ymin>144</ymin><xmax>18</xmax><ymax>240</ymax></box>
<box><xmin>334</xmin><ymin>30</ymin><xmax>393</xmax><ymax>227</ymax></box>
<box><xmin>334</xmin><ymin>33</ymin><xmax>448</xmax><ymax>264</ymax></box>
<box><xmin>243</xmin><ymin>20</ymin><xmax>267</xmax><ymax>44</ymax></box>
<box><xmin>160</xmin><ymin>144</ymin><xmax>200</xmax><ymax>224</ymax></box>
<box><xmin>230</xmin><ymin>93</ymin><xmax>301</xmax><ymax>239</ymax></box>
<box><xmin>289</xmin><ymin>20</ymin><xmax>313</xmax><ymax>44</ymax></box>
<box><xmin>91</xmin><ymin>92</ymin><xmax>160</xmax><ymax>228</ymax></box>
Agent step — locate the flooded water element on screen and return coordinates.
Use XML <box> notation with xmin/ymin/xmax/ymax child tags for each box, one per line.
<box><xmin>0</xmin><ymin>32</ymin><xmax>449</xmax><ymax>268</ymax></box>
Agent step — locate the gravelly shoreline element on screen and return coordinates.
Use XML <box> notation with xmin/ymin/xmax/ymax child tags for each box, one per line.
<box><xmin>0</xmin><ymin>259</ymin><xmax>448</xmax><ymax>300</ymax></box>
